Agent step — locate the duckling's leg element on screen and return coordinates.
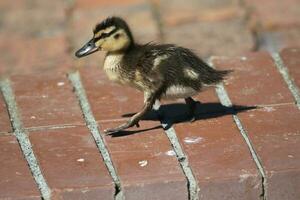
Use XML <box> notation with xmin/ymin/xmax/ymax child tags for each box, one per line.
<box><xmin>152</xmin><ymin>99</ymin><xmax>161</xmax><ymax>111</ymax></box>
<box><xmin>153</xmin><ymin>99</ymin><xmax>167</xmax><ymax>122</ymax></box>
<box><xmin>104</xmin><ymin>92</ymin><xmax>158</xmax><ymax>134</ymax></box>
<box><xmin>185</xmin><ymin>97</ymin><xmax>197</xmax><ymax>122</ymax></box>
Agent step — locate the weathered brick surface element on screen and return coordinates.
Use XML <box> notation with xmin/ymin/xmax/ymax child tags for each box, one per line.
<box><xmin>174</xmin><ymin>114</ymin><xmax>262</xmax><ymax>199</ymax></box>
<box><xmin>164</xmin><ymin>19</ymin><xmax>254</xmax><ymax>58</ymax></box>
<box><xmin>272</xmin><ymin>29</ymin><xmax>300</xmax><ymax>51</ymax></box>
<box><xmin>193</xmin><ymin>89</ymin><xmax>220</xmax><ymax>104</ymax></box>
<box><xmin>56</xmin><ymin>187</ymin><xmax>114</xmax><ymax>200</ymax></box>
<box><xmin>0</xmin><ymin>1</ymin><xmax>67</xmax><ymax>37</ymax></box>
<box><xmin>1</xmin><ymin>0</ymin><xmax>300</xmax><ymax>198</ymax></box>
<box><xmin>100</xmin><ymin>121</ymin><xmax>188</xmax><ymax>200</ymax></box>
<box><xmin>280</xmin><ymin>47</ymin><xmax>300</xmax><ymax>88</ymax></box>
<box><xmin>153</xmin><ymin>0</ymin><xmax>253</xmax><ymax>57</ymax></box>
<box><xmin>0</xmin><ymin>135</ymin><xmax>40</xmax><ymax>199</ymax></box>
<box><xmin>245</xmin><ymin>0</ymin><xmax>300</xmax><ymax>30</ymax></box>
<box><xmin>212</xmin><ymin>52</ymin><xmax>294</xmax><ymax>106</ymax></box>
<box><xmin>0</xmin><ymin>0</ymin><xmax>71</xmax><ymax>76</ymax></box>
<box><xmin>0</xmin><ymin>93</ymin><xmax>11</xmax><ymax>133</ymax></box>
<box><xmin>255</xmin><ymin>29</ymin><xmax>300</xmax><ymax>52</ymax></box>
<box><xmin>238</xmin><ymin>105</ymin><xmax>300</xmax><ymax>199</ymax></box>
<box><xmin>29</xmin><ymin>126</ymin><xmax>114</xmax><ymax>199</ymax></box>
<box><xmin>75</xmin><ymin>0</ymin><xmax>144</xmax><ymax>9</ymax></box>
<box><xmin>245</xmin><ymin>0</ymin><xmax>300</xmax><ymax>52</ymax></box>
<box><xmin>0</xmin><ymin>34</ymin><xmax>71</xmax><ymax>76</ymax></box>
<box><xmin>11</xmin><ymin>73</ymin><xmax>84</xmax><ymax>129</ymax></box>
<box><xmin>80</xmin><ymin>66</ymin><xmax>144</xmax><ymax>121</ymax></box>
<box><xmin>155</xmin><ymin>0</ymin><xmax>243</xmax><ymax>26</ymax></box>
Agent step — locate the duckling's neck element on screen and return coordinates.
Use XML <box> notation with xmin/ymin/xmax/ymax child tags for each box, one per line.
<box><xmin>104</xmin><ymin>51</ymin><xmax>123</xmax><ymax>68</ymax></box>
<box><xmin>103</xmin><ymin>51</ymin><xmax>124</xmax><ymax>82</ymax></box>
<box><xmin>103</xmin><ymin>41</ymin><xmax>139</xmax><ymax>83</ymax></box>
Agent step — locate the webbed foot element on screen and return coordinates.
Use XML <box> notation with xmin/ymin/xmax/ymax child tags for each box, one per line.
<box><xmin>104</xmin><ymin>120</ymin><xmax>140</xmax><ymax>134</ymax></box>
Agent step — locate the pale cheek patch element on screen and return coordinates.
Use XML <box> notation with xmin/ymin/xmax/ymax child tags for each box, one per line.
<box><xmin>97</xmin><ymin>29</ymin><xmax>130</xmax><ymax>51</ymax></box>
<box><xmin>184</xmin><ymin>68</ymin><xmax>199</xmax><ymax>80</ymax></box>
<box><xmin>109</xmin><ymin>30</ymin><xmax>130</xmax><ymax>51</ymax></box>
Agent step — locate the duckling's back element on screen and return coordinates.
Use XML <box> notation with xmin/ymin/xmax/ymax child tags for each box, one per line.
<box><xmin>117</xmin><ymin>43</ymin><xmax>230</xmax><ymax>99</ymax></box>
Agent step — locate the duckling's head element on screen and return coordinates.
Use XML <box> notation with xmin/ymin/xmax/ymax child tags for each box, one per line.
<box><xmin>75</xmin><ymin>16</ymin><xmax>134</xmax><ymax>58</ymax></box>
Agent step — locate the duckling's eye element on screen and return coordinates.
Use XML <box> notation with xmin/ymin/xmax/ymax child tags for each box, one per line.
<box><xmin>114</xmin><ymin>33</ymin><xmax>120</xmax><ymax>39</ymax></box>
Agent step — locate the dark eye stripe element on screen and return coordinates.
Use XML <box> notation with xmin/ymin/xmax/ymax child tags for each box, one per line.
<box><xmin>94</xmin><ymin>28</ymin><xmax>118</xmax><ymax>41</ymax></box>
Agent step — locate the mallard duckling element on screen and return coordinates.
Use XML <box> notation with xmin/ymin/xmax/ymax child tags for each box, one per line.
<box><xmin>75</xmin><ymin>16</ymin><xmax>230</xmax><ymax>133</ymax></box>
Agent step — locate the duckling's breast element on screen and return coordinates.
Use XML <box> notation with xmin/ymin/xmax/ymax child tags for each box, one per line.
<box><xmin>103</xmin><ymin>54</ymin><xmax>127</xmax><ymax>83</ymax></box>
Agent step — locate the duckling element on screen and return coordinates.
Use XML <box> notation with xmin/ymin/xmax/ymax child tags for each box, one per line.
<box><xmin>75</xmin><ymin>16</ymin><xmax>231</xmax><ymax>133</ymax></box>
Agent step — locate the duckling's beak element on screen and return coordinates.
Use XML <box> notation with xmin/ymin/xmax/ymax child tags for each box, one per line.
<box><xmin>75</xmin><ymin>38</ymin><xmax>99</xmax><ymax>58</ymax></box>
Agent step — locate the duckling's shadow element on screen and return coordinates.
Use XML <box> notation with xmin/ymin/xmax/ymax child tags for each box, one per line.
<box><xmin>108</xmin><ymin>102</ymin><xmax>256</xmax><ymax>137</ymax></box>
<box><xmin>108</xmin><ymin>125</ymin><xmax>163</xmax><ymax>137</ymax></box>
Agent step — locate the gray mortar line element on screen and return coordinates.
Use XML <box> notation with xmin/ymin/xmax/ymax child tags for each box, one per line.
<box><xmin>161</xmin><ymin>123</ymin><xmax>200</xmax><ymax>200</ymax></box>
<box><xmin>215</xmin><ymin>83</ymin><xmax>267</xmax><ymax>200</ymax></box>
<box><xmin>208</xmin><ymin>58</ymin><xmax>267</xmax><ymax>200</ymax></box>
<box><xmin>271</xmin><ymin>53</ymin><xmax>300</xmax><ymax>109</ymax></box>
<box><xmin>68</xmin><ymin>72</ymin><xmax>124</xmax><ymax>200</ymax></box>
<box><xmin>147</xmin><ymin>0</ymin><xmax>164</xmax><ymax>42</ymax></box>
<box><xmin>0</xmin><ymin>79</ymin><xmax>51</xmax><ymax>200</ymax></box>
<box><xmin>257</xmin><ymin>102</ymin><xmax>294</xmax><ymax>108</ymax></box>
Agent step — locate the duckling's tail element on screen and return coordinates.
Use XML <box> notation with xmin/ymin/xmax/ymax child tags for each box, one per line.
<box><xmin>216</xmin><ymin>69</ymin><xmax>233</xmax><ymax>81</ymax></box>
<box><xmin>204</xmin><ymin>69</ymin><xmax>233</xmax><ymax>85</ymax></box>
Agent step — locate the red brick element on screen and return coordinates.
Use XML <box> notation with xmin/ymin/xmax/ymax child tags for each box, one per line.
<box><xmin>164</xmin><ymin>19</ymin><xmax>254</xmax><ymax>58</ymax></box>
<box><xmin>155</xmin><ymin>0</ymin><xmax>243</xmax><ymax>26</ymax></box>
<box><xmin>238</xmin><ymin>104</ymin><xmax>300</xmax><ymax>199</ymax></box>
<box><xmin>0</xmin><ymin>34</ymin><xmax>71</xmax><ymax>76</ymax></box>
<box><xmin>280</xmin><ymin>47</ymin><xmax>300</xmax><ymax>88</ymax></box>
<box><xmin>255</xmin><ymin>29</ymin><xmax>300</xmax><ymax>52</ymax></box>
<box><xmin>11</xmin><ymin>73</ymin><xmax>84</xmax><ymax>129</ymax></box>
<box><xmin>271</xmin><ymin>29</ymin><xmax>300</xmax><ymax>51</ymax></box>
<box><xmin>29</xmin><ymin>126</ymin><xmax>114</xmax><ymax>199</ymax></box>
<box><xmin>1</xmin><ymin>1</ymin><xmax>67</xmax><ymax>37</ymax></box>
<box><xmin>0</xmin><ymin>0</ymin><xmax>26</xmax><ymax>10</ymax></box>
<box><xmin>0</xmin><ymin>0</ymin><xmax>71</xmax><ymax>76</ymax></box>
<box><xmin>100</xmin><ymin>121</ymin><xmax>188</xmax><ymax>200</ymax></box>
<box><xmin>0</xmin><ymin>135</ymin><xmax>40</xmax><ymax>199</ymax></box>
<box><xmin>157</xmin><ymin>0</ymin><xmax>253</xmax><ymax>57</ymax></box>
<box><xmin>212</xmin><ymin>52</ymin><xmax>295</xmax><ymax>106</ymax></box>
<box><xmin>245</xmin><ymin>0</ymin><xmax>300</xmax><ymax>30</ymax></box>
<box><xmin>0</xmin><ymin>93</ymin><xmax>11</xmax><ymax>133</ymax></box>
<box><xmin>56</xmin><ymin>186</ymin><xmax>114</xmax><ymax>200</ymax></box>
<box><xmin>80</xmin><ymin>66</ymin><xmax>144</xmax><ymax>121</ymax></box>
<box><xmin>192</xmin><ymin>89</ymin><xmax>228</xmax><ymax>114</ymax></box>
<box><xmin>75</xmin><ymin>0</ymin><xmax>144</xmax><ymax>9</ymax></box>
<box><xmin>174</xmin><ymin>115</ymin><xmax>262</xmax><ymax>199</ymax></box>
<box><xmin>194</xmin><ymin>89</ymin><xmax>220</xmax><ymax>104</ymax></box>
<box><xmin>266</xmin><ymin>169</ymin><xmax>300</xmax><ymax>200</ymax></box>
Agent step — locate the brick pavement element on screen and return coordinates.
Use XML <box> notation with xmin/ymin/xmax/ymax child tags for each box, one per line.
<box><xmin>0</xmin><ymin>0</ymin><xmax>300</xmax><ymax>199</ymax></box>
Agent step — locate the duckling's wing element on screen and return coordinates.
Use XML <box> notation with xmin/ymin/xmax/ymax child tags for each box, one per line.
<box><xmin>176</xmin><ymin>47</ymin><xmax>231</xmax><ymax>84</ymax></box>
